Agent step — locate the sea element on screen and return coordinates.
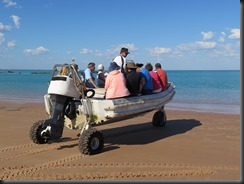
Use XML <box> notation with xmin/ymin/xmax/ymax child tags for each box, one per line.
<box><xmin>0</xmin><ymin>69</ymin><xmax>241</xmax><ymax>115</ymax></box>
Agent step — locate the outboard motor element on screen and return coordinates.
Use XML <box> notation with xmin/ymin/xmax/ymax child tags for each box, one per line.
<box><xmin>41</xmin><ymin>94</ymin><xmax>71</xmax><ymax>139</ymax></box>
<box><xmin>40</xmin><ymin>68</ymin><xmax>81</xmax><ymax>139</ymax></box>
<box><xmin>29</xmin><ymin>64</ymin><xmax>95</xmax><ymax>144</ymax></box>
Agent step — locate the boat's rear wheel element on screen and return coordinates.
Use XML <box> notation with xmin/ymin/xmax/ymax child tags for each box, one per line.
<box><xmin>78</xmin><ymin>128</ymin><xmax>104</xmax><ymax>155</ymax></box>
<box><xmin>29</xmin><ymin>120</ymin><xmax>49</xmax><ymax>144</ymax></box>
<box><xmin>152</xmin><ymin>110</ymin><xmax>167</xmax><ymax>127</ymax></box>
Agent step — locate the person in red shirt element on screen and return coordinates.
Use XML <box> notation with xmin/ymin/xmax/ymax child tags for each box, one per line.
<box><xmin>145</xmin><ymin>63</ymin><xmax>162</xmax><ymax>93</ymax></box>
<box><xmin>155</xmin><ymin>63</ymin><xmax>168</xmax><ymax>91</ymax></box>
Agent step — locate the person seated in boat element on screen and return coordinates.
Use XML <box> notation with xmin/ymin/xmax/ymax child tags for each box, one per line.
<box><xmin>84</xmin><ymin>62</ymin><xmax>98</xmax><ymax>89</ymax></box>
<box><xmin>155</xmin><ymin>63</ymin><xmax>169</xmax><ymax>91</ymax></box>
<box><xmin>125</xmin><ymin>61</ymin><xmax>143</xmax><ymax>96</ymax></box>
<box><xmin>57</xmin><ymin>65</ymin><xmax>69</xmax><ymax>76</ymax></box>
<box><xmin>104</xmin><ymin>62</ymin><xmax>130</xmax><ymax>99</ymax></box>
<box><xmin>145</xmin><ymin>63</ymin><xmax>162</xmax><ymax>93</ymax></box>
<box><xmin>97</xmin><ymin>64</ymin><xmax>106</xmax><ymax>88</ymax></box>
<box><xmin>57</xmin><ymin>62</ymin><xmax>82</xmax><ymax>80</ymax></box>
<box><xmin>136</xmin><ymin>63</ymin><xmax>153</xmax><ymax>95</ymax></box>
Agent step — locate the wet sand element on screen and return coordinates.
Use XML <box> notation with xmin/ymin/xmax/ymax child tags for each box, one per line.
<box><xmin>0</xmin><ymin>102</ymin><xmax>241</xmax><ymax>181</ymax></box>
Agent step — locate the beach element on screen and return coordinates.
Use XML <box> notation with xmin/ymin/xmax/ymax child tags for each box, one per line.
<box><xmin>0</xmin><ymin>102</ymin><xmax>240</xmax><ymax>181</ymax></box>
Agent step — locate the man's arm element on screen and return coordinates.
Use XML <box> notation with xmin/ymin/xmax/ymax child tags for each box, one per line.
<box><xmin>88</xmin><ymin>78</ymin><xmax>97</xmax><ymax>88</ymax></box>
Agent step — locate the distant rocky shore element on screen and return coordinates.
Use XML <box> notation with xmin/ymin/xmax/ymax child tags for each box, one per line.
<box><xmin>0</xmin><ymin>70</ymin><xmax>50</xmax><ymax>74</ymax></box>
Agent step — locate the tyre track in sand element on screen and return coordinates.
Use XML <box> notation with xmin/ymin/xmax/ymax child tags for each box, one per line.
<box><xmin>1</xmin><ymin>158</ymin><xmax>239</xmax><ymax>180</ymax></box>
<box><xmin>0</xmin><ymin>139</ymin><xmax>79</xmax><ymax>162</ymax></box>
<box><xmin>0</xmin><ymin>154</ymin><xmax>86</xmax><ymax>180</ymax></box>
<box><xmin>0</xmin><ymin>143</ymin><xmax>35</xmax><ymax>152</ymax></box>
<box><xmin>9</xmin><ymin>170</ymin><xmax>216</xmax><ymax>180</ymax></box>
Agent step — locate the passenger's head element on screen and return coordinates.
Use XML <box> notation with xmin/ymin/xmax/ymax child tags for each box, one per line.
<box><xmin>155</xmin><ymin>63</ymin><xmax>162</xmax><ymax>69</ymax></box>
<box><xmin>126</xmin><ymin>61</ymin><xmax>137</xmax><ymax>71</ymax></box>
<box><xmin>145</xmin><ymin>63</ymin><xmax>153</xmax><ymax>71</ymax></box>
<box><xmin>59</xmin><ymin>66</ymin><xmax>69</xmax><ymax>76</ymax></box>
<box><xmin>98</xmin><ymin>64</ymin><xmax>104</xmax><ymax>71</ymax></box>
<box><xmin>108</xmin><ymin>62</ymin><xmax>120</xmax><ymax>72</ymax></box>
<box><xmin>88</xmin><ymin>62</ymin><xmax>96</xmax><ymax>71</ymax></box>
<box><xmin>136</xmin><ymin>63</ymin><xmax>143</xmax><ymax>72</ymax></box>
<box><xmin>120</xmin><ymin>47</ymin><xmax>130</xmax><ymax>57</ymax></box>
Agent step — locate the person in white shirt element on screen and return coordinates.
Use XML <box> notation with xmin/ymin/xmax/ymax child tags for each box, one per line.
<box><xmin>112</xmin><ymin>47</ymin><xmax>130</xmax><ymax>76</ymax></box>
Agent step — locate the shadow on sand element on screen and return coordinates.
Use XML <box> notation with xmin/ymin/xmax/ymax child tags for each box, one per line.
<box><xmin>45</xmin><ymin>119</ymin><xmax>201</xmax><ymax>153</ymax></box>
<box><xmin>101</xmin><ymin>119</ymin><xmax>201</xmax><ymax>152</ymax></box>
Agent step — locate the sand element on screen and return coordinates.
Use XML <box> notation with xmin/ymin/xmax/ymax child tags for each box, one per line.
<box><xmin>0</xmin><ymin>102</ymin><xmax>241</xmax><ymax>181</ymax></box>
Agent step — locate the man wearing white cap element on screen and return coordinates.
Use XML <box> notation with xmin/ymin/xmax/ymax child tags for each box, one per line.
<box><xmin>97</xmin><ymin>64</ymin><xmax>106</xmax><ymax>88</ymax></box>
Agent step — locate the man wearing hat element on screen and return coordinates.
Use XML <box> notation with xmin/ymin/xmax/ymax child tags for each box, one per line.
<box><xmin>126</xmin><ymin>61</ymin><xmax>143</xmax><ymax>96</ymax></box>
<box><xmin>112</xmin><ymin>47</ymin><xmax>130</xmax><ymax>76</ymax></box>
<box><xmin>97</xmin><ymin>64</ymin><xmax>106</xmax><ymax>88</ymax></box>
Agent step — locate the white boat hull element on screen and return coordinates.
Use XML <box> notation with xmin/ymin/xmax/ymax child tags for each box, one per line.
<box><xmin>89</xmin><ymin>83</ymin><xmax>175</xmax><ymax>124</ymax></box>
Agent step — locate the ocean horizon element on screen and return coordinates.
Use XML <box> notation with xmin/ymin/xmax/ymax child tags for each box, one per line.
<box><xmin>0</xmin><ymin>69</ymin><xmax>240</xmax><ymax>115</ymax></box>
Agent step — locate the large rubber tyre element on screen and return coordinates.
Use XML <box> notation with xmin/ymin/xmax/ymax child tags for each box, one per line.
<box><xmin>152</xmin><ymin>110</ymin><xmax>167</xmax><ymax>127</ymax></box>
<box><xmin>78</xmin><ymin>128</ymin><xmax>104</xmax><ymax>155</ymax></box>
<box><xmin>29</xmin><ymin>120</ymin><xmax>49</xmax><ymax>144</ymax></box>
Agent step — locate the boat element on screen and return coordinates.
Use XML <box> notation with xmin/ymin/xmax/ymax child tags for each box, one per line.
<box><xmin>29</xmin><ymin>63</ymin><xmax>176</xmax><ymax>155</ymax></box>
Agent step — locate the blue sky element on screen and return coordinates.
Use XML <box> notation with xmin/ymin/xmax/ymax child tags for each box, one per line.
<box><xmin>0</xmin><ymin>0</ymin><xmax>240</xmax><ymax>70</ymax></box>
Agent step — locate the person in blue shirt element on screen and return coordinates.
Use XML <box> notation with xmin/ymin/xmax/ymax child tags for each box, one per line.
<box><xmin>136</xmin><ymin>63</ymin><xmax>153</xmax><ymax>95</ymax></box>
<box><xmin>84</xmin><ymin>62</ymin><xmax>97</xmax><ymax>88</ymax></box>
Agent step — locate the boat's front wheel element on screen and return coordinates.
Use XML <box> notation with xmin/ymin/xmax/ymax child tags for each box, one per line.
<box><xmin>78</xmin><ymin>128</ymin><xmax>104</xmax><ymax>155</ymax></box>
<box><xmin>152</xmin><ymin>110</ymin><xmax>167</xmax><ymax>127</ymax></box>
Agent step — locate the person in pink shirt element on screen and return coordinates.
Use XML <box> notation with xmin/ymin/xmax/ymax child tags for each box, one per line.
<box><xmin>105</xmin><ymin>62</ymin><xmax>130</xmax><ymax>99</ymax></box>
<box><xmin>145</xmin><ymin>63</ymin><xmax>162</xmax><ymax>93</ymax></box>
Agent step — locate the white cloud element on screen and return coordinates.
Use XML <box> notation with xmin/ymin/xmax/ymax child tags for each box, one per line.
<box><xmin>7</xmin><ymin>40</ymin><xmax>15</xmax><ymax>47</ymax></box>
<box><xmin>148</xmin><ymin>47</ymin><xmax>172</xmax><ymax>54</ymax></box>
<box><xmin>228</xmin><ymin>29</ymin><xmax>240</xmax><ymax>39</ymax></box>
<box><xmin>0</xmin><ymin>23</ymin><xmax>12</xmax><ymax>31</ymax></box>
<box><xmin>107</xmin><ymin>43</ymin><xmax>137</xmax><ymax>55</ymax></box>
<box><xmin>176</xmin><ymin>43</ymin><xmax>195</xmax><ymax>51</ymax></box>
<box><xmin>221</xmin><ymin>32</ymin><xmax>226</xmax><ymax>36</ymax></box>
<box><xmin>78</xmin><ymin>44</ymin><xmax>138</xmax><ymax>59</ymax></box>
<box><xmin>118</xmin><ymin>43</ymin><xmax>137</xmax><ymax>51</ymax></box>
<box><xmin>218</xmin><ymin>32</ymin><xmax>226</xmax><ymax>43</ymax></box>
<box><xmin>24</xmin><ymin>46</ymin><xmax>50</xmax><ymax>56</ymax></box>
<box><xmin>0</xmin><ymin>32</ymin><xmax>5</xmax><ymax>45</ymax></box>
<box><xmin>201</xmin><ymin>31</ymin><xmax>214</xmax><ymax>40</ymax></box>
<box><xmin>212</xmin><ymin>43</ymin><xmax>239</xmax><ymax>57</ymax></box>
<box><xmin>2</xmin><ymin>0</ymin><xmax>17</xmax><ymax>7</ymax></box>
<box><xmin>80</xmin><ymin>48</ymin><xmax>93</xmax><ymax>54</ymax></box>
<box><xmin>174</xmin><ymin>41</ymin><xmax>217</xmax><ymax>59</ymax></box>
<box><xmin>195</xmin><ymin>41</ymin><xmax>217</xmax><ymax>49</ymax></box>
<box><xmin>11</xmin><ymin>15</ymin><xmax>20</xmax><ymax>29</ymax></box>
<box><xmin>218</xmin><ymin>37</ymin><xmax>225</xmax><ymax>43</ymax></box>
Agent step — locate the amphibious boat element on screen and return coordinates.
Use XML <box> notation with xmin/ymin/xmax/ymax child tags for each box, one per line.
<box><xmin>29</xmin><ymin>64</ymin><xmax>176</xmax><ymax>155</ymax></box>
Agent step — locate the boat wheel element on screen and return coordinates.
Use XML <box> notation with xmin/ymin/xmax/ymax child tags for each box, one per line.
<box><xmin>152</xmin><ymin>110</ymin><xmax>167</xmax><ymax>127</ymax></box>
<box><xmin>78</xmin><ymin>128</ymin><xmax>104</xmax><ymax>155</ymax></box>
<box><xmin>29</xmin><ymin>120</ymin><xmax>49</xmax><ymax>144</ymax></box>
